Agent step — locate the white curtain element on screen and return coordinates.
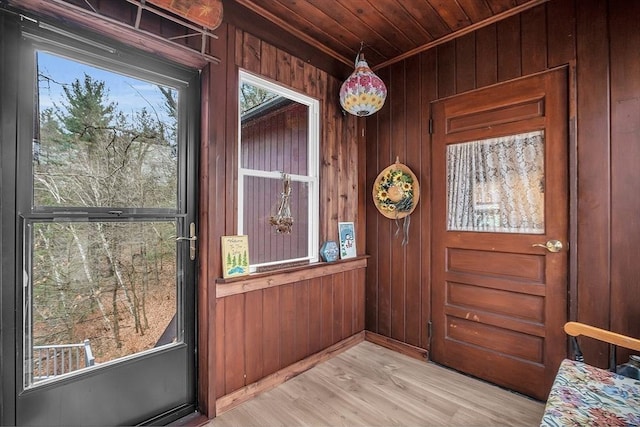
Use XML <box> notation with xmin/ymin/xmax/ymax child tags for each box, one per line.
<box><xmin>447</xmin><ymin>131</ymin><xmax>545</xmax><ymax>234</ymax></box>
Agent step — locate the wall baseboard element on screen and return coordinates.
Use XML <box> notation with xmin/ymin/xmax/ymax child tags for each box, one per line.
<box><xmin>215</xmin><ymin>331</ymin><xmax>365</xmax><ymax>416</ymax></box>
<box><xmin>365</xmin><ymin>331</ymin><xmax>428</xmax><ymax>362</ymax></box>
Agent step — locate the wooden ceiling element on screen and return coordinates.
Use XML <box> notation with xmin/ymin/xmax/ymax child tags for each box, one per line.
<box><xmin>7</xmin><ymin>0</ymin><xmax>549</xmax><ymax>74</ymax></box>
<box><xmin>231</xmin><ymin>0</ymin><xmax>549</xmax><ymax>69</ymax></box>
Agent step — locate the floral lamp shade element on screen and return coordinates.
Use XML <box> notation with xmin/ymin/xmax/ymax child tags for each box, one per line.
<box><xmin>339</xmin><ymin>54</ymin><xmax>387</xmax><ymax>116</ymax></box>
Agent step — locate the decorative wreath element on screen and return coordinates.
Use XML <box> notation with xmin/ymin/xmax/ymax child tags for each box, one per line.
<box><xmin>372</xmin><ymin>159</ymin><xmax>420</xmax><ymax>220</ymax></box>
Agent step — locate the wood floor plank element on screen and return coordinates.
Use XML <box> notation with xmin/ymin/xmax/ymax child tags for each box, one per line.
<box><xmin>209</xmin><ymin>341</ymin><xmax>544</xmax><ymax>426</ymax></box>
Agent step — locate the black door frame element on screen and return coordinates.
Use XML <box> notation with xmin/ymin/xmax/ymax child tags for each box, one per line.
<box><xmin>0</xmin><ymin>9</ymin><xmax>21</xmax><ymax>425</ymax></box>
<box><xmin>0</xmin><ymin>8</ymin><xmax>200</xmax><ymax>425</ymax></box>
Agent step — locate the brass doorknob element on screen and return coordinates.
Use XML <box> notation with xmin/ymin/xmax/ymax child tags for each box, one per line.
<box><xmin>532</xmin><ymin>239</ymin><xmax>563</xmax><ymax>253</ymax></box>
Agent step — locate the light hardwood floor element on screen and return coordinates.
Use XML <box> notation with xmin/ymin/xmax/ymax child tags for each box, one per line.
<box><xmin>208</xmin><ymin>341</ymin><xmax>545</xmax><ymax>426</ymax></box>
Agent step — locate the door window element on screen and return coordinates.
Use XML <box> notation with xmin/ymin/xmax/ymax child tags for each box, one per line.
<box><xmin>23</xmin><ymin>51</ymin><xmax>183</xmax><ymax>388</ymax></box>
<box><xmin>446</xmin><ymin>131</ymin><xmax>545</xmax><ymax>234</ymax></box>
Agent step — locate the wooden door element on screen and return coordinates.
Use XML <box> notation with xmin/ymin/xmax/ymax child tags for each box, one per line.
<box><xmin>431</xmin><ymin>69</ymin><xmax>568</xmax><ymax>400</ymax></box>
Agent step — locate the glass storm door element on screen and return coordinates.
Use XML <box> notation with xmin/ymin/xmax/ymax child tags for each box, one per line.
<box><xmin>14</xmin><ymin>23</ymin><xmax>198</xmax><ymax>426</ymax></box>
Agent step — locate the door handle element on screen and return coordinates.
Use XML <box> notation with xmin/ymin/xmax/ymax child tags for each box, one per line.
<box><xmin>532</xmin><ymin>239</ymin><xmax>563</xmax><ymax>253</ymax></box>
<box><xmin>176</xmin><ymin>222</ymin><xmax>197</xmax><ymax>260</ymax></box>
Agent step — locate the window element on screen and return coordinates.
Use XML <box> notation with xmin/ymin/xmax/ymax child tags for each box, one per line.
<box><xmin>446</xmin><ymin>131</ymin><xmax>545</xmax><ymax>234</ymax></box>
<box><xmin>21</xmin><ymin>36</ymin><xmax>197</xmax><ymax>388</ymax></box>
<box><xmin>238</xmin><ymin>70</ymin><xmax>319</xmax><ymax>270</ymax></box>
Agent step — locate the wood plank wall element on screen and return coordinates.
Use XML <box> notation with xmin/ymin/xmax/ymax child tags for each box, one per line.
<box><xmin>605</xmin><ymin>0</ymin><xmax>640</xmax><ymax>359</ymax></box>
<box><xmin>201</xmin><ymin>23</ymin><xmax>365</xmax><ymax>409</ymax></box>
<box><xmin>365</xmin><ymin>0</ymin><xmax>640</xmax><ymax>368</ymax></box>
<box><xmin>215</xmin><ymin>266</ymin><xmax>366</xmax><ymax>398</ymax></box>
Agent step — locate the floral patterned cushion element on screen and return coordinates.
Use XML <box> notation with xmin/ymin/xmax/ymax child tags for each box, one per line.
<box><xmin>541</xmin><ymin>359</ymin><xmax>640</xmax><ymax>426</ymax></box>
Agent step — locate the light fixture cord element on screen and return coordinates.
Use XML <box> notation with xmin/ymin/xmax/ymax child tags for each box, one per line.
<box><xmin>354</xmin><ymin>41</ymin><xmax>365</xmax><ymax>67</ymax></box>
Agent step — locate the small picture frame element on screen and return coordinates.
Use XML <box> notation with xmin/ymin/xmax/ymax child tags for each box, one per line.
<box><xmin>221</xmin><ymin>235</ymin><xmax>250</xmax><ymax>278</ymax></box>
<box><xmin>338</xmin><ymin>222</ymin><xmax>356</xmax><ymax>259</ymax></box>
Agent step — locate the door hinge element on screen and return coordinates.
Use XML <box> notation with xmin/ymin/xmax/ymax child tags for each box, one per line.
<box><xmin>428</xmin><ymin>118</ymin><xmax>433</xmax><ymax>135</ymax></box>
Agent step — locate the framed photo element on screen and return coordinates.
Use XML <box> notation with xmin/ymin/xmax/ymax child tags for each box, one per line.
<box><xmin>338</xmin><ymin>222</ymin><xmax>356</xmax><ymax>259</ymax></box>
<box><xmin>221</xmin><ymin>235</ymin><xmax>250</xmax><ymax>278</ymax></box>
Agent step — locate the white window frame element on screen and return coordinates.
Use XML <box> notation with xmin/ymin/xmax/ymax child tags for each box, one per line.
<box><xmin>237</xmin><ymin>70</ymin><xmax>320</xmax><ymax>271</ymax></box>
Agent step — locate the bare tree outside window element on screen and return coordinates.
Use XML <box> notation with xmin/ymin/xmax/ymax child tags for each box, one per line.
<box><xmin>25</xmin><ymin>51</ymin><xmax>181</xmax><ymax>387</ymax></box>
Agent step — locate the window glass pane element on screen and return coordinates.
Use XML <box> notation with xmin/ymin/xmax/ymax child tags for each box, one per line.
<box><xmin>24</xmin><ymin>221</ymin><xmax>178</xmax><ymax>388</ymax></box>
<box><xmin>242</xmin><ymin>176</ymin><xmax>309</xmax><ymax>264</ymax></box>
<box><xmin>446</xmin><ymin>131</ymin><xmax>545</xmax><ymax>234</ymax></box>
<box><xmin>34</xmin><ymin>51</ymin><xmax>178</xmax><ymax>209</ymax></box>
<box><xmin>240</xmin><ymin>85</ymin><xmax>309</xmax><ymax>175</ymax></box>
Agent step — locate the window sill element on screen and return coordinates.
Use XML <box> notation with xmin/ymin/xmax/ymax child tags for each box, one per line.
<box><xmin>215</xmin><ymin>256</ymin><xmax>368</xmax><ymax>298</ymax></box>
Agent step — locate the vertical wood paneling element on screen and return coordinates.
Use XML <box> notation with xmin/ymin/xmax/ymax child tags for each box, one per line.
<box><xmin>497</xmin><ymin>14</ymin><xmax>521</xmax><ymax>82</ymax></box>
<box><xmin>575</xmin><ymin>0</ymin><xmax>611</xmax><ymax>367</ymax></box>
<box><xmin>226</xmin><ymin>26</ymin><xmax>239</xmax><ymax>236</ymax></box>
<box><xmin>234</xmin><ymin>28</ymin><xmax>243</xmax><ymax>69</ymax></box>
<box><xmin>224</xmin><ymin>294</ymin><xmax>245</xmax><ymax>394</ymax></box>
<box><xmin>365</xmin><ymin>106</ymin><xmax>380</xmax><ymax>333</ymax></box>
<box><xmin>308</xmin><ymin>277</ymin><xmax>323</xmax><ymax>354</ymax></box>
<box><xmin>325</xmin><ymin>76</ymin><xmax>342</xmax><ymax>241</ymax></box>
<box><xmin>206</xmin><ymin>22</ymin><xmax>235</xmax><ymax>410</ymax></box>
<box><xmin>376</xmin><ymin>66</ymin><xmax>393</xmax><ymax>337</ymax></box>
<box><xmin>475</xmin><ymin>24</ymin><xmax>497</xmax><ymax>88</ymax></box>
<box><xmin>276</xmin><ymin>49</ymin><xmax>292</xmax><ymax>86</ymax></box>
<box><xmin>608</xmin><ymin>0</ymin><xmax>640</xmax><ymax>354</ymax></box>
<box><xmin>320</xmin><ymin>76</ymin><xmax>338</xmax><ymax>241</ymax></box>
<box><xmin>291</xmin><ymin>57</ymin><xmax>305</xmax><ymax>92</ymax></box>
<box><xmin>521</xmin><ymin>5</ymin><xmax>547</xmax><ymax>75</ymax></box>
<box><xmin>455</xmin><ymin>33</ymin><xmax>476</xmax><ymax>93</ymax></box>
<box><xmin>244</xmin><ymin>290</ymin><xmax>264</xmax><ymax>384</ymax></box>
<box><xmin>262</xmin><ymin>286</ymin><xmax>281</xmax><ymax>377</ymax></box>
<box><xmin>294</xmin><ymin>281</ymin><xmax>310</xmax><ymax>361</ymax></box>
<box><xmin>437</xmin><ymin>41</ymin><xmax>456</xmax><ymax>98</ymax></box>
<box><xmin>356</xmin><ymin>268</ymin><xmax>366</xmax><ymax>332</ymax></box>
<box><xmin>215</xmin><ymin>297</ymin><xmax>226</xmax><ymax>399</ymax></box>
<box><xmin>404</xmin><ymin>53</ymin><xmax>423</xmax><ymax>347</ymax></box>
<box><xmin>320</xmin><ymin>275</ymin><xmax>334</xmax><ymax>348</ymax></box>
<box><xmin>333</xmin><ymin>272</ymin><xmax>345</xmax><ymax>342</ymax></box>
<box><xmin>303</xmin><ymin>63</ymin><xmax>319</xmax><ymax>98</ymax></box>
<box><xmin>242</xmin><ymin>32</ymin><xmax>261</xmax><ymax>73</ymax></box>
<box><xmin>546</xmin><ymin>0</ymin><xmax>576</xmax><ymax>68</ymax></box>
<box><xmin>343</xmin><ymin>270</ymin><xmax>354</xmax><ymax>338</ymax></box>
<box><xmin>335</xmin><ymin>90</ymin><xmax>347</xmax><ymax>224</ymax></box>
<box><xmin>216</xmin><ymin>268</ymin><xmax>366</xmax><ymax>397</ymax></box>
<box><xmin>279</xmin><ymin>284</ymin><xmax>296</xmax><ymax>367</ymax></box>
<box><xmin>389</xmin><ymin>61</ymin><xmax>407</xmax><ymax>343</ymax></box>
<box><xmin>260</xmin><ymin>42</ymin><xmax>277</xmax><ymax>79</ymax></box>
<box><xmin>339</xmin><ymin>114</ymin><xmax>358</xmax><ymax>224</ymax></box>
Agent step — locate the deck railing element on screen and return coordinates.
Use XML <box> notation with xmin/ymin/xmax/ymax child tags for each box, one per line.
<box><xmin>32</xmin><ymin>339</ymin><xmax>95</xmax><ymax>381</ymax></box>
